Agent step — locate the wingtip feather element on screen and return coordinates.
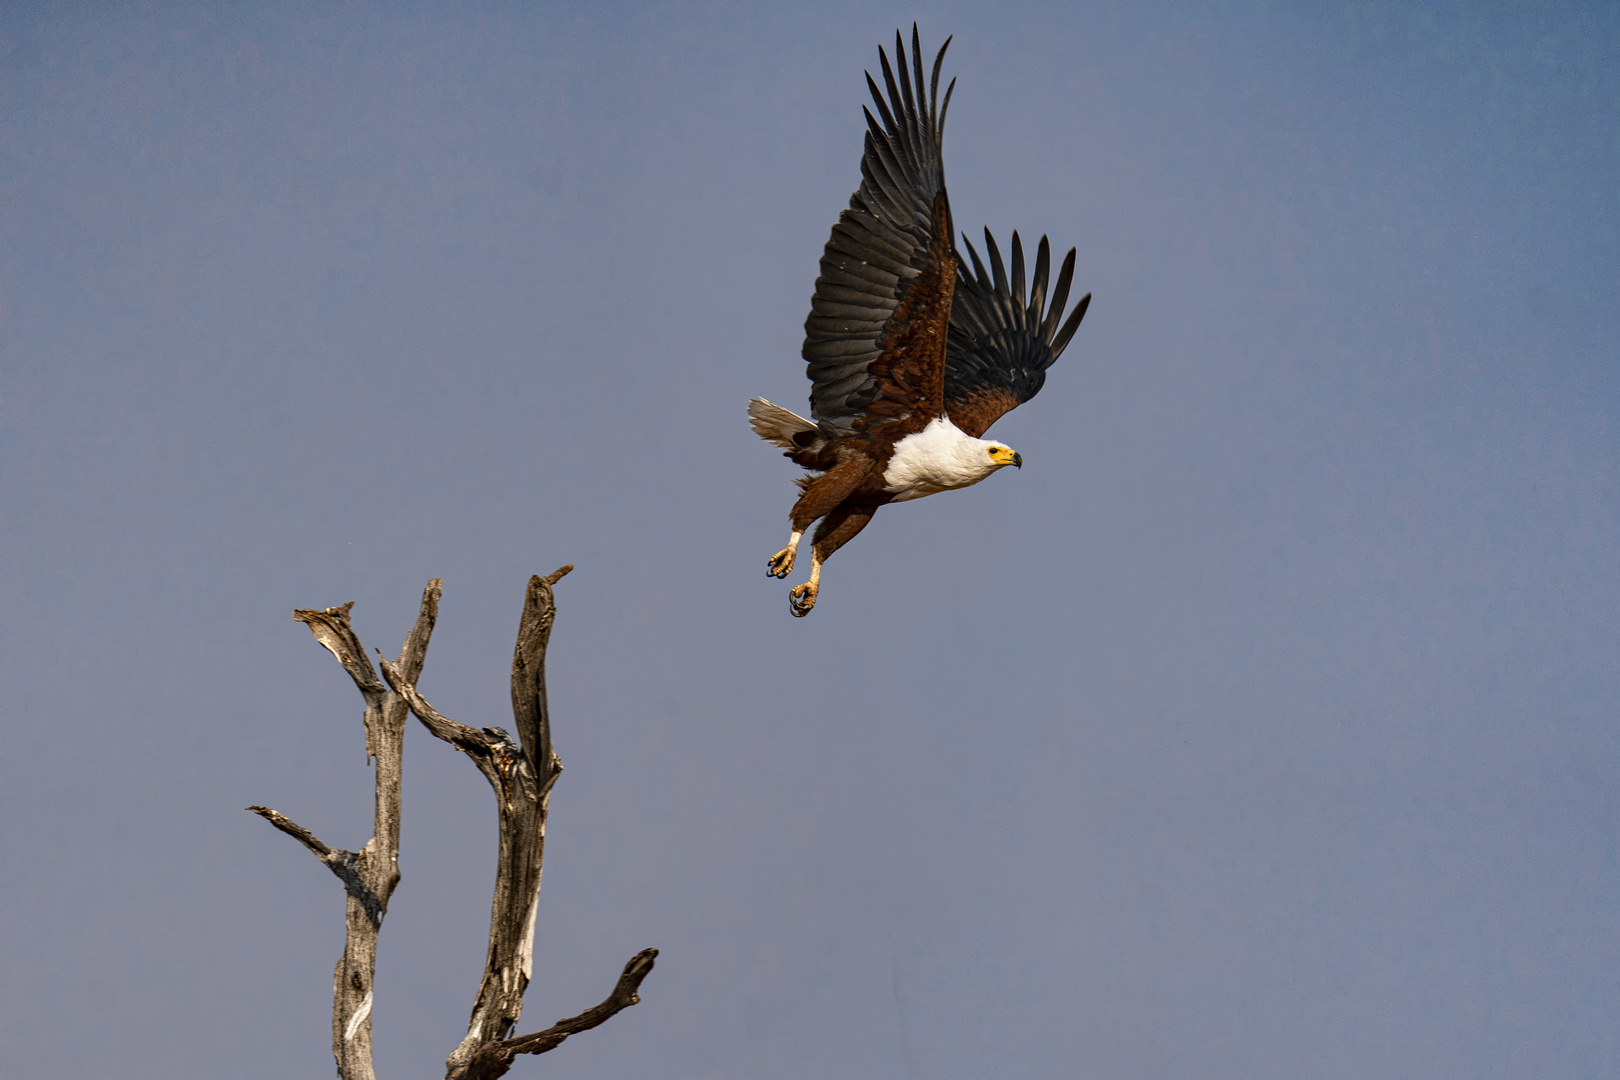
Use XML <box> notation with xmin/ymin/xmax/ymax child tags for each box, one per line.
<box><xmin>1010</xmin><ymin>231</ymin><xmax>1026</xmax><ymax>308</ymax></box>
<box><xmin>1050</xmin><ymin>292</ymin><xmax>1091</xmax><ymax>357</ymax></box>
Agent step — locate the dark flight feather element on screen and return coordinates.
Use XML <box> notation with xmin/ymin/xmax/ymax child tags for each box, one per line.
<box><xmin>944</xmin><ymin>229</ymin><xmax>1091</xmax><ymax>439</ymax></box>
<box><xmin>802</xmin><ymin>27</ymin><xmax>955</xmax><ymax>433</ymax></box>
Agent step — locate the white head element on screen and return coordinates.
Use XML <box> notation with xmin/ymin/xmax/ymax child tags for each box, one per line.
<box><xmin>954</xmin><ymin>437</ymin><xmax>1021</xmax><ymax>481</ymax></box>
<box><xmin>984</xmin><ymin>441</ymin><xmax>1022</xmax><ymax>470</ymax></box>
<box><xmin>882</xmin><ymin>418</ymin><xmax>1023</xmax><ymax>501</ymax></box>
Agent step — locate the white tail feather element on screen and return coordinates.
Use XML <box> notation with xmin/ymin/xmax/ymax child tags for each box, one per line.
<box><xmin>747</xmin><ymin>398</ymin><xmax>817</xmax><ymax>451</ymax></box>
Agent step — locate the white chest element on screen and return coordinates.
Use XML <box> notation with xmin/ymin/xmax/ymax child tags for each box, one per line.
<box><xmin>881</xmin><ymin>418</ymin><xmax>999</xmax><ymax>502</ymax></box>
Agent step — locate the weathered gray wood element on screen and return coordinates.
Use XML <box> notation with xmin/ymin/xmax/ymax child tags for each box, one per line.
<box><xmin>250</xmin><ymin>580</ymin><xmax>441</xmax><ymax>1080</ymax></box>
<box><xmin>452</xmin><ymin>947</ymin><xmax>660</xmax><ymax>1080</ymax></box>
<box><xmin>378</xmin><ymin>567</ymin><xmax>656</xmax><ymax>1078</ymax></box>
<box><xmin>245</xmin><ymin>806</ymin><xmax>383</xmax><ymax>928</ymax></box>
<box><xmin>255</xmin><ymin>571</ymin><xmax>655</xmax><ymax>1079</ymax></box>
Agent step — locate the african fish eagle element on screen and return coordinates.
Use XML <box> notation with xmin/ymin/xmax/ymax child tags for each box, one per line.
<box><xmin>749</xmin><ymin>27</ymin><xmax>1091</xmax><ymax>616</ymax></box>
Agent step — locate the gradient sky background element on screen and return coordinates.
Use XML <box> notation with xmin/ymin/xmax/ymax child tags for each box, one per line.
<box><xmin>4</xmin><ymin>2</ymin><xmax>1618</xmax><ymax>1077</ymax></box>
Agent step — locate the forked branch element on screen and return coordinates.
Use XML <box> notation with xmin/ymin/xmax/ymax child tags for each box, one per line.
<box><xmin>252</xmin><ymin>571</ymin><xmax>654</xmax><ymax>1080</ymax></box>
<box><xmin>249</xmin><ymin>579</ymin><xmax>441</xmax><ymax>1080</ymax></box>
<box><xmin>453</xmin><ymin>947</ymin><xmax>661</xmax><ymax>1080</ymax></box>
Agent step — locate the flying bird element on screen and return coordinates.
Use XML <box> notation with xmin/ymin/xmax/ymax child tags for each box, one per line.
<box><xmin>750</xmin><ymin>27</ymin><xmax>1090</xmax><ymax>617</ymax></box>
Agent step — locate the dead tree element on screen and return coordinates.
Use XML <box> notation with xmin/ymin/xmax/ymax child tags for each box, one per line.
<box><xmin>250</xmin><ymin>569</ymin><xmax>656</xmax><ymax>1080</ymax></box>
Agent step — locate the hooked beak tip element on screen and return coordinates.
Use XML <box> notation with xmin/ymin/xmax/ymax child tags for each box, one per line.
<box><xmin>1012</xmin><ymin>452</ymin><xmax>1023</xmax><ymax>469</ymax></box>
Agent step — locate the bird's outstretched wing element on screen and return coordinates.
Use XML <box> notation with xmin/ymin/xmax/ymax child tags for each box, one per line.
<box><xmin>802</xmin><ymin>27</ymin><xmax>957</xmax><ymax>436</ymax></box>
<box><xmin>944</xmin><ymin>229</ymin><xmax>1090</xmax><ymax>438</ymax></box>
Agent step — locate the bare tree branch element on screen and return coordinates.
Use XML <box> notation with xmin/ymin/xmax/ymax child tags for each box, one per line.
<box><xmin>504</xmin><ymin>947</ymin><xmax>659</xmax><ymax>1054</ymax></box>
<box><xmin>246</xmin><ymin>804</ymin><xmax>334</xmax><ymax>857</ymax></box>
<box><xmin>393</xmin><ymin>571</ymin><xmax>552</xmax><ymax>1072</ymax></box>
<box><xmin>257</xmin><ymin>571</ymin><xmax>654</xmax><ymax>1078</ymax></box>
<box><xmin>373</xmin><ymin>673</ymin><xmax>495</xmax><ymax>762</ymax></box>
<box><xmin>246</xmin><ymin>805</ymin><xmax>382</xmax><ymax>927</ymax></box>
<box><xmin>393</xmin><ymin>576</ymin><xmax>441</xmax><ymax>686</ymax></box>
<box><xmin>253</xmin><ymin>579</ymin><xmax>443</xmax><ymax>1080</ymax></box>
<box><xmin>293</xmin><ymin>601</ymin><xmax>387</xmax><ymax>698</ymax></box>
<box><xmin>380</xmin><ymin>567</ymin><xmax>639</xmax><ymax>1078</ymax></box>
<box><xmin>511</xmin><ymin>564</ymin><xmax>571</xmax><ymax>791</ymax></box>
<box><xmin>452</xmin><ymin>948</ymin><xmax>660</xmax><ymax>1080</ymax></box>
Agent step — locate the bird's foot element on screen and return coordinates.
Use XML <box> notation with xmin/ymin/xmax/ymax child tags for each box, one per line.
<box><xmin>767</xmin><ymin>546</ymin><xmax>797</xmax><ymax>578</ymax></box>
<box><xmin>789</xmin><ymin>581</ymin><xmax>819</xmax><ymax>617</ymax></box>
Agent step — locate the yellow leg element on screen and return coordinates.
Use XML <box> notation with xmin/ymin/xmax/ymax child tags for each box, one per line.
<box><xmin>767</xmin><ymin>529</ymin><xmax>802</xmax><ymax>578</ymax></box>
<box><xmin>788</xmin><ymin>552</ymin><xmax>822</xmax><ymax>617</ymax></box>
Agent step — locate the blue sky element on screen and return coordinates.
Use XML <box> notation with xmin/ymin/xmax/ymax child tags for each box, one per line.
<box><xmin>4</xmin><ymin>2</ymin><xmax>1618</xmax><ymax>1077</ymax></box>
